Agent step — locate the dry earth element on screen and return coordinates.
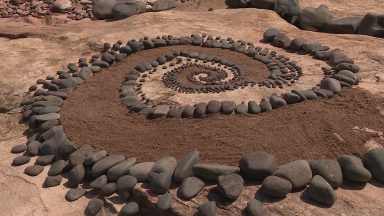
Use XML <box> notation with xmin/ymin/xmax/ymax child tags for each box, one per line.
<box><xmin>1</xmin><ymin>1</ymin><xmax>384</xmax><ymax>215</ymax></box>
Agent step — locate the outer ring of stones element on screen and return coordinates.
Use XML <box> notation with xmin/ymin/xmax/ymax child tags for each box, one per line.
<box><xmin>13</xmin><ymin>30</ymin><xmax>374</xmax><ymax>216</ymax></box>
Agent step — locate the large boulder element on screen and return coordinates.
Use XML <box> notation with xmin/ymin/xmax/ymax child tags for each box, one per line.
<box><xmin>338</xmin><ymin>155</ymin><xmax>372</xmax><ymax>183</ymax></box>
<box><xmin>92</xmin><ymin>0</ymin><xmax>118</xmax><ymax>20</ymax></box>
<box><xmin>111</xmin><ymin>0</ymin><xmax>147</xmax><ymax>20</ymax></box>
<box><xmin>153</xmin><ymin>0</ymin><xmax>181</xmax><ymax>11</ymax></box>
<box><xmin>323</xmin><ymin>16</ymin><xmax>363</xmax><ymax>34</ymax></box>
<box><xmin>299</xmin><ymin>4</ymin><xmax>332</xmax><ymax>30</ymax></box>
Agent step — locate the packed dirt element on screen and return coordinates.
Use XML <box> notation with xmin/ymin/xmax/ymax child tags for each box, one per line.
<box><xmin>1</xmin><ymin>1</ymin><xmax>384</xmax><ymax>215</ymax></box>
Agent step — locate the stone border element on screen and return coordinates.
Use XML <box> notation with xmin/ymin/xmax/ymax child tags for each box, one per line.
<box><xmin>11</xmin><ymin>30</ymin><xmax>384</xmax><ymax>216</ymax></box>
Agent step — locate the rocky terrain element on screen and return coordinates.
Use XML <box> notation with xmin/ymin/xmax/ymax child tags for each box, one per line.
<box><xmin>1</xmin><ymin>0</ymin><xmax>384</xmax><ymax>216</ymax></box>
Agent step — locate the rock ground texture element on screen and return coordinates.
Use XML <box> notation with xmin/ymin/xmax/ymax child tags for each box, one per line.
<box><xmin>0</xmin><ymin>2</ymin><xmax>384</xmax><ymax>216</ymax></box>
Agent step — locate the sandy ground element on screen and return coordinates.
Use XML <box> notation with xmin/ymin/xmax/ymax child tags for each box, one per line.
<box><xmin>1</xmin><ymin>2</ymin><xmax>384</xmax><ymax>216</ymax></box>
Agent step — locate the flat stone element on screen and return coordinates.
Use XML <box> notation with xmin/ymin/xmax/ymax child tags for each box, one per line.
<box><xmin>79</xmin><ymin>67</ymin><xmax>93</xmax><ymax>80</ymax></box>
<box><xmin>100</xmin><ymin>182</ymin><xmax>117</xmax><ymax>196</ymax></box>
<box><xmin>337</xmin><ymin>70</ymin><xmax>359</xmax><ymax>83</ymax></box>
<box><xmin>240</xmin><ymin>151</ymin><xmax>277</xmax><ymax>181</ymax></box>
<box><xmin>24</xmin><ymin>165</ymin><xmax>44</xmax><ymax>176</ymax></box>
<box><xmin>246</xmin><ymin>199</ymin><xmax>264</xmax><ymax>216</ymax></box>
<box><xmin>198</xmin><ymin>201</ymin><xmax>217</xmax><ymax>216</ymax></box>
<box><xmin>85</xmin><ymin>198</ymin><xmax>104</xmax><ymax>216</ymax></box>
<box><xmin>173</xmin><ymin>150</ymin><xmax>200</xmax><ymax>182</ymax></box>
<box><xmin>192</xmin><ymin>163</ymin><xmax>240</xmax><ymax>182</ymax></box>
<box><xmin>308</xmin><ymin>159</ymin><xmax>343</xmax><ymax>188</ymax></box>
<box><xmin>84</xmin><ymin>150</ymin><xmax>107</xmax><ymax>166</ymax></box>
<box><xmin>128</xmin><ymin>162</ymin><xmax>155</xmax><ymax>182</ymax></box>
<box><xmin>117</xmin><ymin>175</ymin><xmax>138</xmax><ymax>199</ymax></box>
<box><xmin>92</xmin><ymin>60</ymin><xmax>110</xmax><ymax>68</ymax></box>
<box><xmin>262</xmin><ymin>175</ymin><xmax>292</xmax><ymax>198</ymax></box>
<box><xmin>107</xmin><ymin>158</ymin><xmax>137</xmax><ymax>181</ymax></box>
<box><xmin>11</xmin><ymin>145</ymin><xmax>27</xmax><ymax>154</ymax></box>
<box><xmin>248</xmin><ymin>101</ymin><xmax>261</xmax><ymax>114</ymax></box>
<box><xmin>338</xmin><ymin>155</ymin><xmax>372</xmax><ymax>183</ymax></box>
<box><xmin>90</xmin><ymin>175</ymin><xmax>108</xmax><ymax>189</ymax></box>
<box><xmin>36</xmin><ymin>155</ymin><xmax>55</xmax><ymax>166</ymax></box>
<box><xmin>68</xmin><ymin>164</ymin><xmax>85</xmax><ymax>186</ymax></box>
<box><xmin>335</xmin><ymin>63</ymin><xmax>360</xmax><ymax>73</ymax></box>
<box><xmin>92</xmin><ymin>154</ymin><xmax>125</xmax><ymax>177</ymax></box>
<box><xmin>44</xmin><ymin>175</ymin><xmax>62</xmax><ymax>187</ymax></box>
<box><xmin>152</xmin><ymin>105</ymin><xmax>170</xmax><ymax>118</ymax></box>
<box><xmin>308</xmin><ymin>175</ymin><xmax>337</xmax><ymax>206</ymax></box>
<box><xmin>299</xmin><ymin>90</ymin><xmax>318</xmax><ymax>100</ymax></box>
<box><xmin>320</xmin><ymin>78</ymin><xmax>341</xmax><ymax>94</ymax></box>
<box><xmin>178</xmin><ymin>176</ymin><xmax>205</xmax><ymax>200</ymax></box>
<box><xmin>65</xmin><ymin>188</ymin><xmax>87</xmax><ymax>201</ymax></box>
<box><xmin>363</xmin><ymin>148</ymin><xmax>384</xmax><ymax>182</ymax></box>
<box><xmin>323</xmin><ymin>16</ymin><xmax>363</xmax><ymax>34</ymax></box>
<box><xmin>120</xmin><ymin>202</ymin><xmax>139</xmax><ymax>216</ymax></box>
<box><xmin>274</xmin><ymin>160</ymin><xmax>312</xmax><ymax>189</ymax></box>
<box><xmin>206</xmin><ymin>100</ymin><xmax>222</xmax><ymax>114</ymax></box>
<box><xmin>48</xmin><ymin>160</ymin><xmax>68</xmax><ymax>176</ymax></box>
<box><xmin>217</xmin><ymin>173</ymin><xmax>244</xmax><ymax>200</ymax></box>
<box><xmin>12</xmin><ymin>155</ymin><xmax>31</xmax><ymax>166</ymax></box>
<box><xmin>157</xmin><ymin>192</ymin><xmax>173</xmax><ymax>211</ymax></box>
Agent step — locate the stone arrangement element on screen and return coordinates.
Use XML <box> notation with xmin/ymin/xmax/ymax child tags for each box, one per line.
<box><xmin>225</xmin><ymin>0</ymin><xmax>384</xmax><ymax>38</ymax></box>
<box><xmin>10</xmin><ymin>30</ymin><xmax>384</xmax><ymax>216</ymax></box>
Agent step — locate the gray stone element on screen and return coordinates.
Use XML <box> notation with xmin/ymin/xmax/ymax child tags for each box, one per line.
<box><xmin>192</xmin><ymin>163</ymin><xmax>240</xmax><ymax>182</ymax></box>
<box><xmin>358</xmin><ymin>13</ymin><xmax>384</xmax><ymax>37</ymax></box>
<box><xmin>92</xmin><ymin>0</ymin><xmax>118</xmax><ymax>19</ymax></box>
<box><xmin>157</xmin><ymin>192</ymin><xmax>173</xmax><ymax>211</ymax></box>
<box><xmin>206</xmin><ymin>100</ymin><xmax>222</xmax><ymax>114</ymax></box>
<box><xmin>153</xmin><ymin>0</ymin><xmax>180</xmax><ymax>11</ymax></box>
<box><xmin>246</xmin><ymin>199</ymin><xmax>264</xmax><ymax>216</ymax></box>
<box><xmin>338</xmin><ymin>155</ymin><xmax>372</xmax><ymax>183</ymax></box>
<box><xmin>111</xmin><ymin>0</ymin><xmax>147</xmax><ymax>20</ymax></box>
<box><xmin>92</xmin><ymin>154</ymin><xmax>125</xmax><ymax>177</ymax></box>
<box><xmin>225</xmin><ymin>0</ymin><xmax>250</xmax><ymax>8</ymax></box>
<box><xmin>235</xmin><ymin>103</ymin><xmax>248</xmax><ymax>114</ymax></box>
<box><xmin>148</xmin><ymin>156</ymin><xmax>177</xmax><ymax>194</ymax></box>
<box><xmin>68</xmin><ymin>164</ymin><xmax>85</xmax><ymax>185</ymax></box>
<box><xmin>48</xmin><ymin>160</ymin><xmax>68</xmax><ymax>176</ymax></box>
<box><xmin>259</xmin><ymin>99</ymin><xmax>272</xmax><ymax>112</ymax></box>
<box><xmin>152</xmin><ymin>105</ymin><xmax>170</xmax><ymax>118</ymax></box>
<box><xmin>335</xmin><ymin>63</ymin><xmax>360</xmax><ymax>73</ymax></box>
<box><xmin>182</xmin><ymin>105</ymin><xmax>195</xmax><ymax>118</ymax></box>
<box><xmin>107</xmin><ymin>158</ymin><xmax>137</xmax><ymax>181</ymax></box>
<box><xmin>11</xmin><ymin>145</ymin><xmax>27</xmax><ymax>154</ymax></box>
<box><xmin>308</xmin><ymin>175</ymin><xmax>337</xmax><ymax>205</ymax></box>
<box><xmin>128</xmin><ymin>162</ymin><xmax>155</xmax><ymax>182</ymax></box>
<box><xmin>69</xmin><ymin>144</ymin><xmax>95</xmax><ymax>167</ymax></box>
<box><xmin>65</xmin><ymin>188</ymin><xmax>87</xmax><ymax>201</ymax></box>
<box><xmin>27</xmin><ymin>140</ymin><xmax>41</xmax><ymax>156</ymax></box>
<box><xmin>300</xmin><ymin>4</ymin><xmax>332</xmax><ymax>29</ymax></box>
<box><xmin>90</xmin><ymin>175</ymin><xmax>108</xmax><ymax>189</ymax></box>
<box><xmin>167</xmin><ymin>108</ymin><xmax>183</xmax><ymax>118</ymax></box>
<box><xmin>44</xmin><ymin>175</ymin><xmax>62</xmax><ymax>187</ymax></box>
<box><xmin>194</xmin><ymin>102</ymin><xmax>207</xmax><ymax>117</ymax></box>
<box><xmin>173</xmin><ymin>150</ymin><xmax>200</xmax><ymax>182</ymax></box>
<box><xmin>289</xmin><ymin>38</ymin><xmax>307</xmax><ymax>51</ymax></box>
<box><xmin>329</xmin><ymin>50</ymin><xmax>354</xmax><ymax>65</ymax></box>
<box><xmin>217</xmin><ymin>173</ymin><xmax>244</xmax><ymax>200</ymax></box>
<box><xmin>24</xmin><ymin>165</ymin><xmax>44</xmax><ymax>176</ymax></box>
<box><xmin>12</xmin><ymin>155</ymin><xmax>31</xmax><ymax>166</ymax></box>
<box><xmin>363</xmin><ymin>148</ymin><xmax>384</xmax><ymax>182</ymax></box>
<box><xmin>240</xmin><ymin>151</ymin><xmax>277</xmax><ymax>181</ymax></box>
<box><xmin>117</xmin><ymin>175</ymin><xmax>138</xmax><ymax>199</ymax></box>
<box><xmin>85</xmin><ymin>198</ymin><xmax>104</xmax><ymax>216</ymax></box>
<box><xmin>79</xmin><ymin>67</ymin><xmax>93</xmax><ymax>80</ymax></box>
<box><xmin>100</xmin><ymin>182</ymin><xmax>117</xmax><ymax>196</ymax></box>
<box><xmin>120</xmin><ymin>202</ymin><xmax>139</xmax><ymax>216</ymax></box>
<box><xmin>92</xmin><ymin>60</ymin><xmax>110</xmax><ymax>68</ymax></box>
<box><xmin>308</xmin><ymin>159</ymin><xmax>343</xmax><ymax>188</ymax></box>
<box><xmin>282</xmin><ymin>92</ymin><xmax>301</xmax><ymax>104</ymax></box>
<box><xmin>178</xmin><ymin>177</ymin><xmax>204</xmax><ymax>200</ymax></box>
<box><xmin>320</xmin><ymin>78</ymin><xmax>341</xmax><ymax>94</ymax></box>
<box><xmin>299</xmin><ymin>90</ymin><xmax>318</xmax><ymax>100</ymax></box>
<box><xmin>323</xmin><ymin>16</ymin><xmax>363</xmax><ymax>34</ymax></box>
<box><xmin>198</xmin><ymin>201</ymin><xmax>217</xmax><ymax>216</ymax></box>
<box><xmin>262</xmin><ymin>175</ymin><xmax>292</xmax><ymax>198</ymax></box>
<box><xmin>274</xmin><ymin>160</ymin><xmax>312</xmax><ymax>189</ymax></box>
<box><xmin>269</xmin><ymin>95</ymin><xmax>287</xmax><ymax>109</ymax></box>
<box><xmin>337</xmin><ymin>70</ymin><xmax>359</xmax><ymax>83</ymax></box>
<box><xmin>35</xmin><ymin>113</ymin><xmax>60</xmax><ymax>122</ymax></box>
<box><xmin>251</xmin><ymin>0</ymin><xmax>275</xmax><ymax>10</ymax></box>
<box><xmin>248</xmin><ymin>101</ymin><xmax>261</xmax><ymax>114</ymax></box>
<box><xmin>85</xmin><ymin>150</ymin><xmax>108</xmax><ymax>166</ymax></box>
<box><xmin>274</xmin><ymin>0</ymin><xmax>301</xmax><ymax>16</ymax></box>
<box><xmin>272</xmin><ymin>33</ymin><xmax>291</xmax><ymax>48</ymax></box>
<box><xmin>36</xmin><ymin>155</ymin><xmax>55</xmax><ymax>166</ymax></box>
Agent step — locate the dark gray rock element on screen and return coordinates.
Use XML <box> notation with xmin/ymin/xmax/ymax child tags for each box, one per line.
<box><xmin>11</xmin><ymin>145</ymin><xmax>27</xmax><ymax>154</ymax></box>
<box><xmin>308</xmin><ymin>159</ymin><xmax>343</xmax><ymax>188</ymax></box>
<box><xmin>84</xmin><ymin>150</ymin><xmax>107</xmax><ymax>166</ymax></box>
<box><xmin>307</xmin><ymin>175</ymin><xmax>337</xmax><ymax>205</ymax></box>
<box><xmin>44</xmin><ymin>175</ymin><xmax>62</xmax><ymax>187</ymax></box>
<box><xmin>299</xmin><ymin>90</ymin><xmax>318</xmax><ymax>100</ymax></box>
<box><xmin>336</xmin><ymin>70</ymin><xmax>359</xmax><ymax>83</ymax></box>
<box><xmin>274</xmin><ymin>0</ymin><xmax>301</xmax><ymax>16</ymax></box>
<box><xmin>259</xmin><ymin>99</ymin><xmax>272</xmax><ymax>112</ymax></box>
<box><xmin>225</xmin><ymin>0</ymin><xmax>250</xmax><ymax>8</ymax></box>
<box><xmin>363</xmin><ymin>148</ymin><xmax>384</xmax><ymax>182</ymax></box>
<box><xmin>302</xmin><ymin>41</ymin><xmax>322</xmax><ymax>53</ymax></box>
<box><xmin>85</xmin><ymin>198</ymin><xmax>104</xmax><ymax>216</ymax></box>
<box><xmin>263</xmin><ymin>28</ymin><xmax>280</xmax><ymax>42</ymax></box>
<box><xmin>117</xmin><ymin>175</ymin><xmax>138</xmax><ymax>199</ymax></box>
<box><xmin>198</xmin><ymin>201</ymin><xmax>217</xmax><ymax>216</ymax></box>
<box><xmin>335</xmin><ymin>63</ymin><xmax>360</xmax><ymax>73</ymax></box>
<box><xmin>338</xmin><ymin>155</ymin><xmax>372</xmax><ymax>183</ymax></box>
<box><xmin>246</xmin><ymin>199</ymin><xmax>264</xmax><ymax>216</ymax></box>
<box><xmin>289</xmin><ymin>38</ymin><xmax>307</xmax><ymax>51</ymax></box>
<box><xmin>111</xmin><ymin>0</ymin><xmax>147</xmax><ymax>20</ymax></box>
<box><xmin>206</xmin><ymin>100</ymin><xmax>222</xmax><ymax>114</ymax></box>
<box><xmin>178</xmin><ymin>177</ymin><xmax>204</xmax><ymax>200</ymax></box>
<box><xmin>36</xmin><ymin>155</ymin><xmax>55</xmax><ymax>166</ymax></box>
<box><xmin>300</xmin><ymin>4</ymin><xmax>332</xmax><ymax>29</ymax></box>
<box><xmin>100</xmin><ymin>182</ymin><xmax>117</xmax><ymax>196</ymax></box>
<box><xmin>262</xmin><ymin>175</ymin><xmax>292</xmax><ymax>198</ymax></box>
<box><xmin>358</xmin><ymin>13</ymin><xmax>384</xmax><ymax>37</ymax></box>
<box><xmin>152</xmin><ymin>105</ymin><xmax>170</xmax><ymax>118</ymax></box>
<box><xmin>251</xmin><ymin>0</ymin><xmax>275</xmax><ymax>10</ymax></box>
<box><xmin>274</xmin><ymin>160</ymin><xmax>312</xmax><ymax>189</ymax></box>
<box><xmin>69</xmin><ymin>144</ymin><xmax>95</xmax><ymax>167</ymax></box>
<box><xmin>272</xmin><ymin>33</ymin><xmax>291</xmax><ymax>48</ymax></box>
<box><xmin>27</xmin><ymin>140</ymin><xmax>41</xmax><ymax>156</ymax></box>
<box><xmin>173</xmin><ymin>150</ymin><xmax>200</xmax><ymax>182</ymax></box>
<box><xmin>39</xmin><ymin>129</ymin><xmax>76</xmax><ymax>160</ymax></box>
<box><xmin>248</xmin><ymin>101</ymin><xmax>261</xmax><ymax>114</ymax></box>
<box><xmin>65</xmin><ymin>188</ymin><xmax>87</xmax><ymax>201</ymax></box>
<box><xmin>92</xmin><ymin>60</ymin><xmax>110</xmax><ymax>68</ymax></box>
<box><xmin>120</xmin><ymin>202</ymin><xmax>139</xmax><ymax>216</ymax></box>
<box><xmin>329</xmin><ymin>50</ymin><xmax>354</xmax><ymax>65</ymax></box>
<box><xmin>153</xmin><ymin>0</ymin><xmax>180</xmax><ymax>11</ymax></box>
<box><xmin>68</xmin><ymin>164</ymin><xmax>85</xmax><ymax>186</ymax></box>
<box><xmin>148</xmin><ymin>156</ymin><xmax>177</xmax><ymax>194</ymax></box>
<box><xmin>12</xmin><ymin>155</ymin><xmax>31</xmax><ymax>166</ymax></box>
<box><xmin>194</xmin><ymin>102</ymin><xmax>207</xmax><ymax>117</ymax></box>
<box><xmin>217</xmin><ymin>173</ymin><xmax>244</xmax><ymax>200</ymax></box>
<box><xmin>24</xmin><ymin>165</ymin><xmax>44</xmax><ymax>176</ymax></box>
<box><xmin>235</xmin><ymin>103</ymin><xmax>248</xmax><ymax>114</ymax></box>
<box><xmin>282</xmin><ymin>92</ymin><xmax>301</xmax><ymax>104</ymax></box>
<box><xmin>157</xmin><ymin>192</ymin><xmax>173</xmax><ymax>211</ymax></box>
<box><xmin>167</xmin><ymin>108</ymin><xmax>183</xmax><ymax>118</ymax></box>
<box><xmin>35</xmin><ymin>113</ymin><xmax>60</xmax><ymax>122</ymax></box>
<box><xmin>48</xmin><ymin>160</ymin><xmax>68</xmax><ymax>176</ymax></box>
<box><xmin>128</xmin><ymin>162</ymin><xmax>155</xmax><ymax>182</ymax></box>
<box><xmin>92</xmin><ymin>0</ymin><xmax>118</xmax><ymax>19</ymax></box>
<box><xmin>323</xmin><ymin>16</ymin><xmax>363</xmax><ymax>34</ymax></box>
<box><xmin>269</xmin><ymin>95</ymin><xmax>286</xmax><ymax>109</ymax></box>
<box><xmin>107</xmin><ymin>158</ymin><xmax>137</xmax><ymax>181</ymax></box>
<box><xmin>240</xmin><ymin>151</ymin><xmax>277</xmax><ymax>181</ymax></box>
<box><xmin>320</xmin><ymin>78</ymin><xmax>341</xmax><ymax>94</ymax></box>
<box><xmin>182</xmin><ymin>105</ymin><xmax>195</xmax><ymax>118</ymax></box>
<box><xmin>79</xmin><ymin>67</ymin><xmax>93</xmax><ymax>80</ymax></box>
<box><xmin>90</xmin><ymin>175</ymin><xmax>108</xmax><ymax>189</ymax></box>
<box><xmin>192</xmin><ymin>163</ymin><xmax>240</xmax><ymax>182</ymax></box>
<box><xmin>92</xmin><ymin>154</ymin><xmax>125</xmax><ymax>177</ymax></box>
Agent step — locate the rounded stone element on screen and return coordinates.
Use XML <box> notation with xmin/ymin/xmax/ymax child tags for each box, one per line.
<box><xmin>198</xmin><ymin>201</ymin><xmax>217</xmax><ymax>216</ymax></box>
<box><xmin>206</xmin><ymin>100</ymin><xmax>222</xmax><ymax>114</ymax></box>
<box><xmin>363</xmin><ymin>148</ymin><xmax>384</xmax><ymax>182</ymax></box>
<box><xmin>263</xmin><ymin>28</ymin><xmax>280</xmax><ymax>42</ymax></box>
<box><xmin>68</xmin><ymin>164</ymin><xmax>85</xmax><ymax>186</ymax></box>
<box><xmin>27</xmin><ymin>140</ymin><xmax>41</xmax><ymax>156</ymax></box>
<box><xmin>240</xmin><ymin>151</ymin><xmax>277</xmax><ymax>181</ymax></box>
<box><xmin>11</xmin><ymin>145</ymin><xmax>27</xmax><ymax>154</ymax></box>
<box><xmin>84</xmin><ymin>150</ymin><xmax>107</xmax><ymax>166</ymax></box>
<box><xmin>338</xmin><ymin>155</ymin><xmax>372</xmax><ymax>183</ymax></box>
<box><xmin>48</xmin><ymin>160</ymin><xmax>68</xmax><ymax>176</ymax></box>
<box><xmin>36</xmin><ymin>155</ymin><xmax>55</xmax><ymax>166</ymax></box>
<box><xmin>85</xmin><ymin>198</ymin><xmax>104</xmax><ymax>216</ymax></box>
<box><xmin>246</xmin><ymin>199</ymin><xmax>264</xmax><ymax>216</ymax></box>
<box><xmin>320</xmin><ymin>78</ymin><xmax>341</xmax><ymax>94</ymax></box>
<box><xmin>307</xmin><ymin>175</ymin><xmax>337</xmax><ymax>206</ymax></box>
<box><xmin>157</xmin><ymin>192</ymin><xmax>173</xmax><ymax>211</ymax></box>
<box><xmin>117</xmin><ymin>175</ymin><xmax>138</xmax><ymax>199</ymax></box>
<box><xmin>269</xmin><ymin>95</ymin><xmax>287</xmax><ymax>109</ymax></box>
<box><xmin>221</xmin><ymin>101</ymin><xmax>236</xmax><ymax>114</ymax></box>
<box><xmin>24</xmin><ymin>165</ymin><xmax>44</xmax><ymax>176</ymax></box>
<box><xmin>173</xmin><ymin>150</ymin><xmax>200</xmax><ymax>182</ymax></box>
<box><xmin>308</xmin><ymin>159</ymin><xmax>343</xmax><ymax>188</ymax></box>
<box><xmin>192</xmin><ymin>163</ymin><xmax>240</xmax><ymax>182</ymax></box>
<box><xmin>120</xmin><ymin>202</ymin><xmax>139</xmax><ymax>216</ymax></box>
<box><xmin>12</xmin><ymin>155</ymin><xmax>31</xmax><ymax>166</ymax></box>
<box><xmin>274</xmin><ymin>160</ymin><xmax>312</xmax><ymax>189</ymax></box>
<box><xmin>262</xmin><ymin>176</ymin><xmax>292</xmax><ymax>198</ymax></box>
<box><xmin>90</xmin><ymin>175</ymin><xmax>108</xmax><ymax>189</ymax></box>
<box><xmin>107</xmin><ymin>158</ymin><xmax>137</xmax><ymax>181</ymax></box>
<box><xmin>248</xmin><ymin>101</ymin><xmax>261</xmax><ymax>114</ymax></box>
<box><xmin>217</xmin><ymin>173</ymin><xmax>244</xmax><ymax>200</ymax></box>
<box><xmin>44</xmin><ymin>175</ymin><xmax>62</xmax><ymax>188</ymax></box>
<box><xmin>282</xmin><ymin>92</ymin><xmax>301</xmax><ymax>104</ymax></box>
<box><xmin>92</xmin><ymin>154</ymin><xmax>125</xmax><ymax>177</ymax></box>
<box><xmin>178</xmin><ymin>176</ymin><xmax>205</xmax><ymax>200</ymax></box>
<box><xmin>259</xmin><ymin>99</ymin><xmax>272</xmax><ymax>112</ymax></box>
<box><xmin>100</xmin><ymin>182</ymin><xmax>117</xmax><ymax>196</ymax></box>
<box><xmin>235</xmin><ymin>103</ymin><xmax>248</xmax><ymax>114</ymax></box>
<box><xmin>65</xmin><ymin>188</ymin><xmax>87</xmax><ymax>202</ymax></box>
<box><xmin>128</xmin><ymin>162</ymin><xmax>155</xmax><ymax>182</ymax></box>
